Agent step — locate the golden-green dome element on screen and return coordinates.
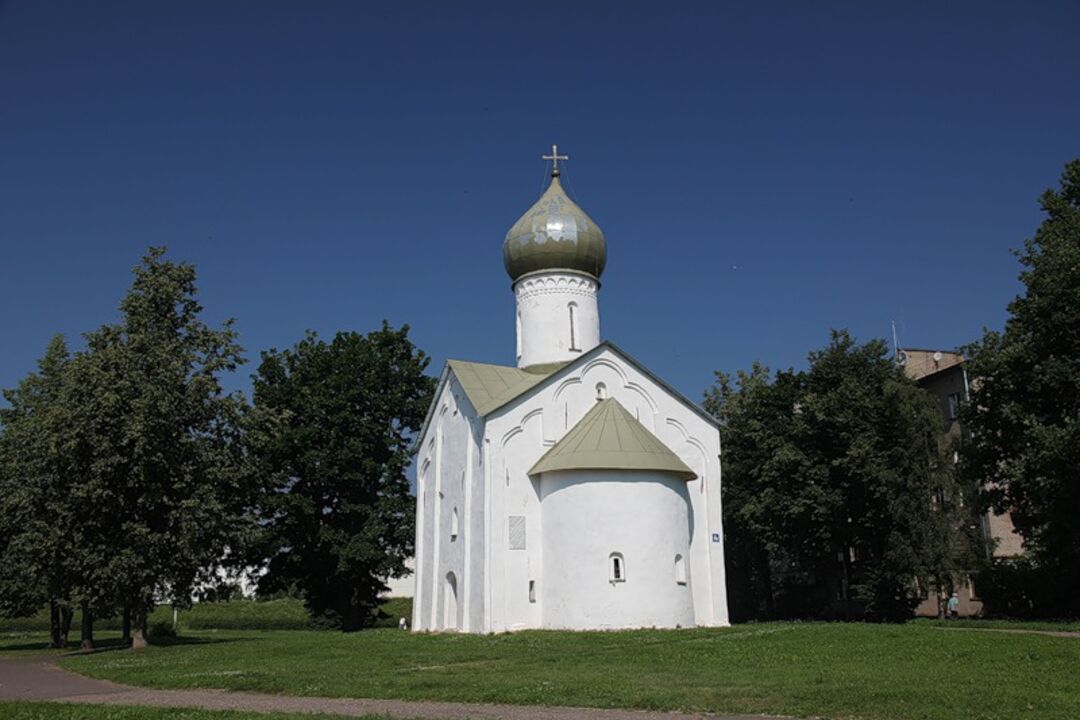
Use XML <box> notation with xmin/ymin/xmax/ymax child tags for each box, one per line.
<box><xmin>503</xmin><ymin>175</ymin><xmax>607</xmax><ymax>282</ymax></box>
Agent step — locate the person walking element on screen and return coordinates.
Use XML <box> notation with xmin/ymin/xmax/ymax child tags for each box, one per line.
<box><xmin>947</xmin><ymin>591</ymin><xmax>960</xmax><ymax>619</ymax></box>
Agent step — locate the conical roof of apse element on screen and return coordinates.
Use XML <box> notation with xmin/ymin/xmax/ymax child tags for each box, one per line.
<box><xmin>529</xmin><ymin>398</ymin><xmax>696</xmax><ymax>481</ymax></box>
<box><xmin>503</xmin><ymin>174</ymin><xmax>607</xmax><ymax>282</ymax></box>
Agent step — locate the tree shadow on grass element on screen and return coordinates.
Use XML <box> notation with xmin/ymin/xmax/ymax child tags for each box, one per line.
<box><xmin>0</xmin><ymin>640</ymin><xmax>59</xmax><ymax>654</ymax></box>
<box><xmin>0</xmin><ymin>636</ymin><xmax>130</xmax><ymax>655</ymax></box>
<box><xmin>88</xmin><ymin>636</ymin><xmax>257</xmax><ymax>657</ymax></box>
<box><xmin>2</xmin><ymin>634</ymin><xmax>256</xmax><ymax>657</ymax></box>
<box><xmin>148</xmin><ymin>635</ymin><xmax>255</xmax><ymax>648</ymax></box>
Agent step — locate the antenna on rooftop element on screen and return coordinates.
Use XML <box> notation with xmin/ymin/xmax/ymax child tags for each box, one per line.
<box><xmin>892</xmin><ymin>321</ymin><xmax>906</xmax><ymax>366</ymax></box>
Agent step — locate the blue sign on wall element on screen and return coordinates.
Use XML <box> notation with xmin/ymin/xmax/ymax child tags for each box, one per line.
<box><xmin>711</xmin><ymin>533</ymin><xmax>720</xmax><ymax>543</ymax></box>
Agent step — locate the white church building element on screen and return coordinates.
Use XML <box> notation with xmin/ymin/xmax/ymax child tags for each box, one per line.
<box><xmin>411</xmin><ymin>149</ymin><xmax>729</xmax><ymax>632</ymax></box>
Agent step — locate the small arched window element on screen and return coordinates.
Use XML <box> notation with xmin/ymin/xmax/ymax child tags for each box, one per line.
<box><xmin>450</xmin><ymin>507</ymin><xmax>459</xmax><ymax>541</ymax></box>
<box><xmin>595</xmin><ymin>382</ymin><xmax>607</xmax><ymax>400</ymax></box>
<box><xmin>568</xmin><ymin>302</ymin><xmax>580</xmax><ymax>351</ymax></box>
<box><xmin>674</xmin><ymin>554</ymin><xmax>687</xmax><ymax>585</ymax></box>
<box><xmin>609</xmin><ymin>552</ymin><xmax>625</xmax><ymax>583</ymax></box>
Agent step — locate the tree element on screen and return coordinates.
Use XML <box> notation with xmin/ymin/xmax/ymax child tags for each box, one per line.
<box><xmin>0</xmin><ymin>336</ymin><xmax>79</xmax><ymax>647</ymax></box>
<box><xmin>63</xmin><ymin>247</ymin><xmax>251</xmax><ymax>648</ymax></box>
<box><xmin>961</xmin><ymin>159</ymin><xmax>1080</xmax><ymax>616</ymax></box>
<box><xmin>706</xmin><ymin>331</ymin><xmax>973</xmax><ymax>621</ymax></box>
<box><xmin>703</xmin><ymin>361</ymin><xmax>797</xmax><ymax>621</ymax></box>
<box><xmin>250</xmin><ymin>324</ymin><xmax>434</xmax><ymax>631</ymax></box>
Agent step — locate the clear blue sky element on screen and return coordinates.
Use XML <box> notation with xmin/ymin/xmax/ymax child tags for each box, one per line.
<box><xmin>2</xmin><ymin>1</ymin><xmax>1078</xmax><ymax>403</ymax></box>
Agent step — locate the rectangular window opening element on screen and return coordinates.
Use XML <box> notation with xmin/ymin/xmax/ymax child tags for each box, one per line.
<box><xmin>947</xmin><ymin>392</ymin><xmax>961</xmax><ymax>420</ymax></box>
<box><xmin>610</xmin><ymin>553</ymin><xmax>625</xmax><ymax>583</ymax></box>
<box><xmin>508</xmin><ymin>515</ymin><xmax>526</xmax><ymax>550</ymax></box>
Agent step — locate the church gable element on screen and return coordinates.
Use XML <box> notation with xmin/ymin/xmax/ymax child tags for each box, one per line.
<box><xmin>486</xmin><ymin>342</ymin><xmax>720</xmax><ymax>492</ymax></box>
<box><xmin>490</xmin><ymin>341</ymin><xmax>720</xmax><ymax>436</ymax></box>
<box><xmin>422</xmin><ymin>342</ymin><xmax>717</xmax><ymax>441</ymax></box>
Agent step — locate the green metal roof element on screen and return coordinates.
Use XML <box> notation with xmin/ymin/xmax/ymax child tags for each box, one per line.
<box><xmin>503</xmin><ymin>175</ymin><xmax>607</xmax><ymax>282</ymax></box>
<box><xmin>529</xmin><ymin>398</ymin><xmax>696</xmax><ymax>480</ymax></box>
<box><xmin>448</xmin><ymin>359</ymin><xmax>563</xmax><ymax>416</ymax></box>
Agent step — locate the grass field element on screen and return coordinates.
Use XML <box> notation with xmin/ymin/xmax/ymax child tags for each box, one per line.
<box><xmin>38</xmin><ymin>623</ymin><xmax>1080</xmax><ymax>720</ymax></box>
<box><xmin>0</xmin><ymin>702</ymin><xmax>395</xmax><ymax>720</ymax></box>
<box><xmin>912</xmin><ymin>617</ymin><xmax>1080</xmax><ymax>633</ymax></box>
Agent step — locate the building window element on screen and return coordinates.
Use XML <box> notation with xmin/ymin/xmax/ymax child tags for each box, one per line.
<box><xmin>568</xmin><ymin>302</ymin><xmax>580</xmax><ymax>351</ymax></box>
<box><xmin>674</xmin><ymin>554</ymin><xmax>687</xmax><ymax>585</ymax></box>
<box><xmin>947</xmin><ymin>392</ymin><xmax>961</xmax><ymax>420</ymax></box>
<box><xmin>529</xmin><ymin>580</ymin><xmax>536</xmax><ymax>603</ymax></box>
<box><xmin>595</xmin><ymin>382</ymin><xmax>607</xmax><ymax>400</ymax></box>
<box><xmin>609</xmin><ymin>552</ymin><xmax>625</xmax><ymax>583</ymax></box>
<box><xmin>450</xmin><ymin>507</ymin><xmax>459</xmax><ymax>541</ymax></box>
<box><xmin>508</xmin><ymin>515</ymin><xmax>526</xmax><ymax>550</ymax></box>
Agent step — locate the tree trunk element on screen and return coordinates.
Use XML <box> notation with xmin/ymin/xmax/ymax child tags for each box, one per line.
<box><xmin>759</xmin><ymin>548</ymin><xmax>776</xmax><ymax>617</ymax></box>
<box><xmin>840</xmin><ymin>548</ymin><xmax>852</xmax><ymax>621</ymax></box>
<box><xmin>131</xmin><ymin>608</ymin><xmax>148</xmax><ymax>651</ymax></box>
<box><xmin>49</xmin><ymin>600</ymin><xmax>63</xmax><ymax>649</ymax></box>
<box><xmin>79</xmin><ymin>601</ymin><xmax>94</xmax><ymax>651</ymax></box>
<box><xmin>342</xmin><ymin>600</ymin><xmax>359</xmax><ymax>632</ymax></box>
<box><xmin>121</xmin><ymin>606</ymin><xmax>132</xmax><ymax>646</ymax></box>
<box><xmin>60</xmin><ymin>606</ymin><xmax>74</xmax><ymax>646</ymax></box>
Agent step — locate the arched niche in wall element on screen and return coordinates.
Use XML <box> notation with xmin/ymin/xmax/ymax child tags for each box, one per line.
<box><xmin>443</xmin><ymin>572</ymin><xmax>458</xmax><ymax>630</ymax></box>
<box><xmin>664</xmin><ymin>417</ymin><xmax>709</xmax><ymax>494</ymax></box>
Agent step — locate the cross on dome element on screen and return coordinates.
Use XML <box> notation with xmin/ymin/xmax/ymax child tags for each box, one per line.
<box><xmin>503</xmin><ymin>144</ymin><xmax>607</xmax><ymax>283</ymax></box>
<box><xmin>542</xmin><ymin>144</ymin><xmax>569</xmax><ymax>176</ymax></box>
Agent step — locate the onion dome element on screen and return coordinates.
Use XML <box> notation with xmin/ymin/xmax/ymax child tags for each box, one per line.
<box><xmin>503</xmin><ymin>159</ymin><xmax>607</xmax><ymax>282</ymax></box>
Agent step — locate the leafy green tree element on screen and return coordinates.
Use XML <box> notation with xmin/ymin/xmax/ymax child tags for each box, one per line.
<box><xmin>707</xmin><ymin>331</ymin><xmax>972</xmax><ymax>621</ymax></box>
<box><xmin>62</xmin><ymin>247</ymin><xmax>251</xmax><ymax>648</ymax></box>
<box><xmin>0</xmin><ymin>336</ymin><xmax>78</xmax><ymax>647</ymax></box>
<box><xmin>250</xmin><ymin>324</ymin><xmax>434</xmax><ymax>631</ymax></box>
<box><xmin>704</xmin><ymin>361</ymin><xmax>797</xmax><ymax>620</ymax></box>
<box><xmin>961</xmin><ymin>159</ymin><xmax>1080</xmax><ymax>616</ymax></box>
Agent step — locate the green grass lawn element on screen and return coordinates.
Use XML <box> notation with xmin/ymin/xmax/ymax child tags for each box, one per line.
<box><xmin>44</xmin><ymin>623</ymin><xmax>1080</xmax><ymax>720</ymax></box>
<box><xmin>0</xmin><ymin>702</ymin><xmax>396</xmax><ymax>720</ymax></box>
<box><xmin>912</xmin><ymin>617</ymin><xmax>1080</xmax><ymax>633</ymax></box>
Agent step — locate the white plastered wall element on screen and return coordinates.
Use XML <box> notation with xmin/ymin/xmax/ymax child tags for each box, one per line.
<box><xmin>484</xmin><ymin>345</ymin><xmax>729</xmax><ymax>632</ymax></box>
<box><xmin>486</xmin><ymin>405</ymin><xmax>545</xmax><ymax>631</ymax></box>
<box><xmin>540</xmin><ymin>469</ymin><xmax>695</xmax><ymax>629</ymax></box>
<box><xmin>411</xmin><ymin>375</ymin><xmax>486</xmax><ymax>632</ymax></box>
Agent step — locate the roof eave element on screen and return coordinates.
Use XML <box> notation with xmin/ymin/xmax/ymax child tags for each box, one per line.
<box><xmin>529</xmin><ymin>464</ymin><xmax>697</xmax><ymax>482</ymax></box>
<box><xmin>411</xmin><ymin>363</ymin><xmax>452</xmax><ymax>456</ymax></box>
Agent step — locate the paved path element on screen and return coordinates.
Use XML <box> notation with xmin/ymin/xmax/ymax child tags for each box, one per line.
<box><xmin>0</xmin><ymin>656</ymin><xmax>786</xmax><ymax>720</ymax></box>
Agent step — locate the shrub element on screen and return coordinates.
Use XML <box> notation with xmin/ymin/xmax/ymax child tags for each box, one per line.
<box><xmin>147</xmin><ymin>620</ymin><xmax>177</xmax><ymax>639</ymax></box>
<box><xmin>976</xmin><ymin>558</ymin><xmax>1080</xmax><ymax>620</ymax></box>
